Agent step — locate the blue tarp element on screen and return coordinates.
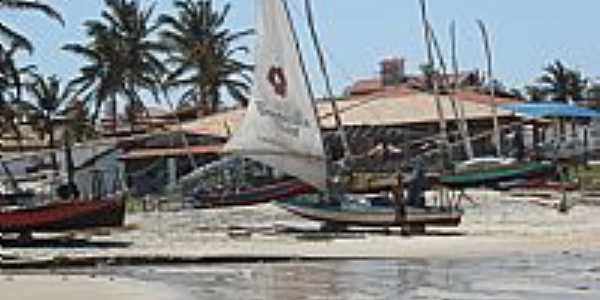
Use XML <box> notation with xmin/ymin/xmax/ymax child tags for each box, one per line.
<box><xmin>501</xmin><ymin>102</ymin><xmax>600</xmax><ymax>119</ymax></box>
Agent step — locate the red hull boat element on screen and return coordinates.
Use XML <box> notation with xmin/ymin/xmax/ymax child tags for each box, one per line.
<box><xmin>0</xmin><ymin>196</ymin><xmax>126</xmax><ymax>233</ymax></box>
<box><xmin>192</xmin><ymin>179</ymin><xmax>316</xmax><ymax>209</ymax></box>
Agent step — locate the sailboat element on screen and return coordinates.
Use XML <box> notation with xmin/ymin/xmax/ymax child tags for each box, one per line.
<box><xmin>431</xmin><ymin>18</ymin><xmax>557</xmax><ymax>191</ymax></box>
<box><xmin>224</xmin><ymin>0</ymin><xmax>462</xmax><ymax>229</ymax></box>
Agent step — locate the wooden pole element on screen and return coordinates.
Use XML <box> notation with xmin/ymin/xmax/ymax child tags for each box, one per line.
<box><xmin>450</xmin><ymin>21</ymin><xmax>474</xmax><ymax>159</ymax></box>
<box><xmin>304</xmin><ymin>0</ymin><xmax>351</xmax><ymax>166</ymax></box>
<box><xmin>477</xmin><ymin>19</ymin><xmax>501</xmax><ymax>157</ymax></box>
<box><xmin>419</xmin><ymin>0</ymin><xmax>450</xmax><ymax>170</ymax></box>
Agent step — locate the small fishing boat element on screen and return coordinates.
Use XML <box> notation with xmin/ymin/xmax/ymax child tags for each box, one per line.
<box><xmin>0</xmin><ymin>134</ymin><xmax>126</xmax><ymax>234</ymax></box>
<box><xmin>192</xmin><ymin>178</ymin><xmax>316</xmax><ymax>209</ymax></box>
<box><xmin>439</xmin><ymin>161</ymin><xmax>555</xmax><ymax>189</ymax></box>
<box><xmin>0</xmin><ymin>196</ymin><xmax>125</xmax><ymax>233</ymax></box>
<box><xmin>278</xmin><ymin>194</ymin><xmax>462</xmax><ymax>227</ymax></box>
<box><xmin>216</xmin><ymin>0</ymin><xmax>462</xmax><ymax>229</ymax></box>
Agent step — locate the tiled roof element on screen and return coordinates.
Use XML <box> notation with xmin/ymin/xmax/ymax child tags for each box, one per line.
<box><xmin>180</xmin><ymin>90</ymin><xmax>519</xmax><ymax>137</ymax></box>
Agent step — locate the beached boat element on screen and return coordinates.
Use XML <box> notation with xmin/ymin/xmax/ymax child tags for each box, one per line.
<box><xmin>439</xmin><ymin>161</ymin><xmax>556</xmax><ymax>189</ymax></box>
<box><xmin>180</xmin><ymin>156</ymin><xmax>317</xmax><ymax>208</ymax></box>
<box><xmin>278</xmin><ymin>194</ymin><xmax>461</xmax><ymax>227</ymax></box>
<box><xmin>222</xmin><ymin>0</ymin><xmax>461</xmax><ymax>228</ymax></box>
<box><xmin>0</xmin><ymin>135</ymin><xmax>126</xmax><ymax>234</ymax></box>
<box><xmin>192</xmin><ymin>178</ymin><xmax>316</xmax><ymax>209</ymax></box>
<box><xmin>0</xmin><ymin>196</ymin><xmax>125</xmax><ymax>233</ymax></box>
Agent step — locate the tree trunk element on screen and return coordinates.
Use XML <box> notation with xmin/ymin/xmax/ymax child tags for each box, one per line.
<box><xmin>48</xmin><ymin>116</ymin><xmax>57</xmax><ymax>171</ymax></box>
<box><xmin>210</xmin><ymin>87</ymin><xmax>219</xmax><ymax>114</ymax></box>
<box><xmin>199</xmin><ymin>86</ymin><xmax>210</xmax><ymax>116</ymax></box>
<box><xmin>9</xmin><ymin>122</ymin><xmax>24</xmax><ymax>152</ymax></box>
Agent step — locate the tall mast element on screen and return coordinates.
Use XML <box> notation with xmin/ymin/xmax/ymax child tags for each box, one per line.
<box><xmin>281</xmin><ymin>0</ymin><xmax>332</xmax><ymax>190</ymax></box>
<box><xmin>428</xmin><ymin>22</ymin><xmax>460</xmax><ymax>161</ymax></box>
<box><xmin>281</xmin><ymin>0</ymin><xmax>322</xmax><ymax>129</ymax></box>
<box><xmin>304</xmin><ymin>0</ymin><xmax>351</xmax><ymax>166</ymax></box>
<box><xmin>477</xmin><ymin>19</ymin><xmax>501</xmax><ymax>157</ymax></box>
<box><xmin>418</xmin><ymin>0</ymin><xmax>450</xmax><ymax>169</ymax></box>
<box><xmin>450</xmin><ymin>21</ymin><xmax>474</xmax><ymax>159</ymax></box>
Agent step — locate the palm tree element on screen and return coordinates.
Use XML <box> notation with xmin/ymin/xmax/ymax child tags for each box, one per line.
<box><xmin>525</xmin><ymin>85</ymin><xmax>547</xmax><ymax>102</ymax></box>
<box><xmin>63</xmin><ymin>29</ymin><xmax>122</xmax><ymax>126</ymax></box>
<box><xmin>0</xmin><ymin>43</ymin><xmax>36</xmax><ymax>150</ymax></box>
<box><xmin>0</xmin><ymin>0</ymin><xmax>64</xmax><ymax>53</ymax></box>
<box><xmin>64</xmin><ymin>0</ymin><xmax>166</xmax><ymax>133</ymax></box>
<box><xmin>159</xmin><ymin>0</ymin><xmax>253</xmax><ymax>115</ymax></box>
<box><xmin>26</xmin><ymin>73</ymin><xmax>70</xmax><ymax>151</ymax></box>
<box><xmin>62</xmin><ymin>99</ymin><xmax>97</xmax><ymax>142</ymax></box>
<box><xmin>124</xmin><ymin>98</ymin><xmax>146</xmax><ymax>132</ymax></box>
<box><xmin>538</xmin><ymin>60</ymin><xmax>587</xmax><ymax>102</ymax></box>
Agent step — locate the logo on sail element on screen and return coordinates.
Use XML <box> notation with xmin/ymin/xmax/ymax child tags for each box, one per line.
<box><xmin>267</xmin><ymin>66</ymin><xmax>287</xmax><ymax>98</ymax></box>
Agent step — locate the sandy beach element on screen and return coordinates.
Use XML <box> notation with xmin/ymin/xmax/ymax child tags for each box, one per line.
<box><xmin>2</xmin><ymin>190</ymin><xmax>600</xmax><ymax>261</ymax></box>
<box><xmin>3</xmin><ymin>190</ymin><xmax>600</xmax><ymax>299</ymax></box>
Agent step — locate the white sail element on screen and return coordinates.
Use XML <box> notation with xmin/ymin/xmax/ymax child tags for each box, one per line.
<box><xmin>224</xmin><ymin>0</ymin><xmax>327</xmax><ymax>190</ymax></box>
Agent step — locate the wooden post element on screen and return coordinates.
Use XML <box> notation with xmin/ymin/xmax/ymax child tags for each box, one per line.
<box><xmin>168</xmin><ymin>157</ymin><xmax>177</xmax><ymax>191</ymax></box>
<box><xmin>558</xmin><ymin>165</ymin><xmax>569</xmax><ymax>214</ymax></box>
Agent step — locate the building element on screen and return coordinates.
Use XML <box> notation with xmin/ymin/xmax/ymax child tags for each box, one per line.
<box><xmin>179</xmin><ymin>58</ymin><xmax>522</xmax><ymax>171</ymax></box>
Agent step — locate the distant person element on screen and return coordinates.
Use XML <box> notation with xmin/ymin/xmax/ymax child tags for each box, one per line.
<box><xmin>407</xmin><ymin>158</ymin><xmax>426</xmax><ymax>208</ymax></box>
<box><xmin>392</xmin><ymin>172</ymin><xmax>406</xmax><ymax>222</ymax></box>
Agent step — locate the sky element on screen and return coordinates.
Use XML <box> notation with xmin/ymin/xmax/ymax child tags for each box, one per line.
<box><xmin>4</xmin><ymin>0</ymin><xmax>600</xmax><ymax>104</ymax></box>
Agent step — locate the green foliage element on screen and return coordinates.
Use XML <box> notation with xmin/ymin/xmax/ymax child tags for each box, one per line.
<box><xmin>26</xmin><ymin>73</ymin><xmax>71</xmax><ymax>148</ymax></box>
<box><xmin>525</xmin><ymin>85</ymin><xmax>547</xmax><ymax>102</ymax></box>
<box><xmin>537</xmin><ymin>60</ymin><xmax>588</xmax><ymax>102</ymax></box>
<box><xmin>0</xmin><ymin>0</ymin><xmax>64</xmax><ymax>53</ymax></box>
<box><xmin>0</xmin><ymin>44</ymin><xmax>36</xmax><ymax>149</ymax></box>
<box><xmin>64</xmin><ymin>0</ymin><xmax>166</xmax><ymax>129</ymax></box>
<box><xmin>159</xmin><ymin>0</ymin><xmax>253</xmax><ymax>114</ymax></box>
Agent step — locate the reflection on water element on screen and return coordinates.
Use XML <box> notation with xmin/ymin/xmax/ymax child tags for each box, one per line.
<box><xmin>126</xmin><ymin>253</ymin><xmax>600</xmax><ymax>300</ymax></box>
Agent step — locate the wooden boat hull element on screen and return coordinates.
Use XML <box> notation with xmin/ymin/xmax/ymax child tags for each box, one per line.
<box><xmin>495</xmin><ymin>178</ymin><xmax>579</xmax><ymax>191</ymax></box>
<box><xmin>0</xmin><ymin>197</ymin><xmax>126</xmax><ymax>233</ymax></box>
<box><xmin>192</xmin><ymin>179</ymin><xmax>317</xmax><ymax>209</ymax></box>
<box><xmin>278</xmin><ymin>197</ymin><xmax>462</xmax><ymax>227</ymax></box>
<box><xmin>440</xmin><ymin>162</ymin><xmax>556</xmax><ymax>189</ymax></box>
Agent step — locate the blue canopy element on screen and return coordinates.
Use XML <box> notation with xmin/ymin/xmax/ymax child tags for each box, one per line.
<box><xmin>501</xmin><ymin>102</ymin><xmax>600</xmax><ymax>119</ymax></box>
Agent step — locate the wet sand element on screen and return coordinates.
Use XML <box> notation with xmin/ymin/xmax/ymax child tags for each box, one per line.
<box><xmin>0</xmin><ymin>274</ymin><xmax>188</xmax><ymax>300</ymax></box>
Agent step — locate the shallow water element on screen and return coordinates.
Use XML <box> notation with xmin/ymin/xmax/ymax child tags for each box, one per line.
<box><xmin>117</xmin><ymin>251</ymin><xmax>600</xmax><ymax>300</ymax></box>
